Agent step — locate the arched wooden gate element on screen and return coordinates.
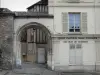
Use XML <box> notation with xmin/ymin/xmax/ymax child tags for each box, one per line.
<box><xmin>14</xmin><ymin>22</ymin><xmax>52</xmax><ymax>67</ymax></box>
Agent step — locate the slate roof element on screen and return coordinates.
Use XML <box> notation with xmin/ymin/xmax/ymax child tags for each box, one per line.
<box><xmin>14</xmin><ymin>11</ymin><xmax>54</xmax><ymax>18</ymax></box>
<box><xmin>0</xmin><ymin>8</ymin><xmax>13</xmax><ymax>13</ymax></box>
<box><xmin>0</xmin><ymin>8</ymin><xmax>53</xmax><ymax>18</ymax></box>
<box><xmin>0</xmin><ymin>8</ymin><xmax>14</xmax><ymax>16</ymax></box>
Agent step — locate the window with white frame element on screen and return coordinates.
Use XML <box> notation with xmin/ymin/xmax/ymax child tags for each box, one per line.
<box><xmin>69</xmin><ymin>13</ymin><xmax>81</xmax><ymax>32</ymax></box>
<box><xmin>69</xmin><ymin>43</ymin><xmax>82</xmax><ymax>65</ymax></box>
<box><xmin>62</xmin><ymin>12</ymin><xmax>87</xmax><ymax>33</ymax></box>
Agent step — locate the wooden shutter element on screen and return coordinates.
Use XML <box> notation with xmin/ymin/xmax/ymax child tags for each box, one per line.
<box><xmin>62</xmin><ymin>12</ymin><xmax>68</xmax><ymax>33</ymax></box>
<box><xmin>21</xmin><ymin>43</ymin><xmax>27</xmax><ymax>55</ymax></box>
<box><xmin>95</xmin><ymin>41</ymin><xmax>100</xmax><ymax>62</ymax></box>
<box><xmin>81</xmin><ymin>12</ymin><xmax>87</xmax><ymax>33</ymax></box>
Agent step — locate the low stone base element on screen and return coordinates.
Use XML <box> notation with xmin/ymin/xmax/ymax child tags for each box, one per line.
<box><xmin>54</xmin><ymin>65</ymin><xmax>96</xmax><ymax>72</ymax></box>
<box><xmin>96</xmin><ymin>65</ymin><xmax>100</xmax><ymax>72</ymax></box>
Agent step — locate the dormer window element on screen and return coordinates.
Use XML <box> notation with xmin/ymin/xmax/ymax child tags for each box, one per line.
<box><xmin>27</xmin><ymin>0</ymin><xmax>48</xmax><ymax>13</ymax></box>
<box><xmin>36</xmin><ymin>6</ymin><xmax>39</xmax><ymax>12</ymax></box>
<box><xmin>33</xmin><ymin>6</ymin><xmax>37</xmax><ymax>12</ymax></box>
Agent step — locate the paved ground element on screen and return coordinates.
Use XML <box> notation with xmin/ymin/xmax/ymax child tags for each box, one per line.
<box><xmin>61</xmin><ymin>72</ymin><xmax>100</xmax><ymax>75</ymax></box>
<box><xmin>5</xmin><ymin>71</ymin><xmax>100</xmax><ymax>75</ymax></box>
<box><xmin>0</xmin><ymin>70</ymin><xmax>9</xmax><ymax>75</ymax></box>
<box><xmin>0</xmin><ymin>62</ymin><xmax>100</xmax><ymax>75</ymax></box>
<box><xmin>6</xmin><ymin>62</ymin><xmax>58</xmax><ymax>75</ymax></box>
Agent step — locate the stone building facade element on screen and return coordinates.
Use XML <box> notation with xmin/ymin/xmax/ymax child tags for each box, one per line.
<box><xmin>0</xmin><ymin>8</ymin><xmax>14</xmax><ymax>69</ymax></box>
<box><xmin>0</xmin><ymin>0</ymin><xmax>100</xmax><ymax>72</ymax></box>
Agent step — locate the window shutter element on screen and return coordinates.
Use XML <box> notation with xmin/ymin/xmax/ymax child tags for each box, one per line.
<box><xmin>62</xmin><ymin>12</ymin><xmax>68</xmax><ymax>33</ymax></box>
<box><xmin>95</xmin><ymin>41</ymin><xmax>100</xmax><ymax>62</ymax></box>
<box><xmin>81</xmin><ymin>12</ymin><xmax>87</xmax><ymax>33</ymax></box>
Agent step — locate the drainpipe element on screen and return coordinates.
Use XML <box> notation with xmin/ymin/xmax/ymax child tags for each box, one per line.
<box><xmin>12</xmin><ymin>16</ymin><xmax>16</xmax><ymax>70</ymax></box>
<box><xmin>94</xmin><ymin>0</ymin><xmax>97</xmax><ymax>72</ymax></box>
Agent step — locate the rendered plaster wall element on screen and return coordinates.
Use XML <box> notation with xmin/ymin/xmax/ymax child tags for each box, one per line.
<box><xmin>52</xmin><ymin>39</ymin><xmax>96</xmax><ymax>71</ymax></box>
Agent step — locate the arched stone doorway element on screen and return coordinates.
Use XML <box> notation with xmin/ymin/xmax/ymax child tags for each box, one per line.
<box><xmin>14</xmin><ymin>22</ymin><xmax>52</xmax><ymax>68</ymax></box>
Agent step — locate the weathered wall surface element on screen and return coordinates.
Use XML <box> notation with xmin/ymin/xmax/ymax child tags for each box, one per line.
<box><xmin>0</xmin><ymin>13</ymin><xmax>14</xmax><ymax>69</ymax></box>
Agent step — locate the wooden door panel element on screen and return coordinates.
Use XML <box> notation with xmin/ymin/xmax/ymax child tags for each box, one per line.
<box><xmin>27</xmin><ymin>55</ymin><xmax>35</xmax><ymax>63</ymax></box>
<box><xmin>37</xmin><ymin>48</ymin><xmax>45</xmax><ymax>63</ymax></box>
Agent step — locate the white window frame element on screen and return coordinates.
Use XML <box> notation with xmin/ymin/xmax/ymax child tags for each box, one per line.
<box><xmin>68</xmin><ymin>12</ymin><xmax>82</xmax><ymax>34</ymax></box>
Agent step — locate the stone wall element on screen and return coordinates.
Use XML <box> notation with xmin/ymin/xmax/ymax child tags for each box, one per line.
<box><xmin>0</xmin><ymin>11</ymin><xmax>14</xmax><ymax>69</ymax></box>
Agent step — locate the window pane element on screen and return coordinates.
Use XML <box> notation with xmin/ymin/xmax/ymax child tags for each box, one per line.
<box><xmin>69</xmin><ymin>22</ymin><xmax>74</xmax><ymax>29</ymax></box>
<box><xmin>76</xmin><ymin>44</ymin><xmax>82</xmax><ymax>49</ymax></box>
<box><xmin>75</xmin><ymin>14</ymin><xmax>80</xmax><ymax>28</ymax></box>
<box><xmin>75</xmin><ymin>14</ymin><xmax>80</xmax><ymax>21</ymax></box>
<box><xmin>75</xmin><ymin>29</ymin><xmax>80</xmax><ymax>32</ymax></box>
<box><xmin>70</xmin><ymin>44</ymin><xmax>75</xmax><ymax>49</ymax></box>
<box><xmin>69</xmin><ymin>14</ymin><xmax>74</xmax><ymax>21</ymax></box>
<box><xmin>69</xmin><ymin>29</ymin><xmax>74</xmax><ymax>32</ymax></box>
<box><xmin>69</xmin><ymin>13</ymin><xmax>74</xmax><ymax>29</ymax></box>
<box><xmin>75</xmin><ymin>21</ymin><xmax>80</xmax><ymax>26</ymax></box>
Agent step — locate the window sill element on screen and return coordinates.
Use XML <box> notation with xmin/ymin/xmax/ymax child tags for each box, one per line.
<box><xmin>69</xmin><ymin>64</ymin><xmax>83</xmax><ymax>66</ymax></box>
<box><xmin>68</xmin><ymin>32</ymin><xmax>82</xmax><ymax>35</ymax></box>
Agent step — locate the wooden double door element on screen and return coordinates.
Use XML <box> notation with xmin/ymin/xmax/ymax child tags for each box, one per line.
<box><xmin>22</xmin><ymin>43</ymin><xmax>46</xmax><ymax>64</ymax></box>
